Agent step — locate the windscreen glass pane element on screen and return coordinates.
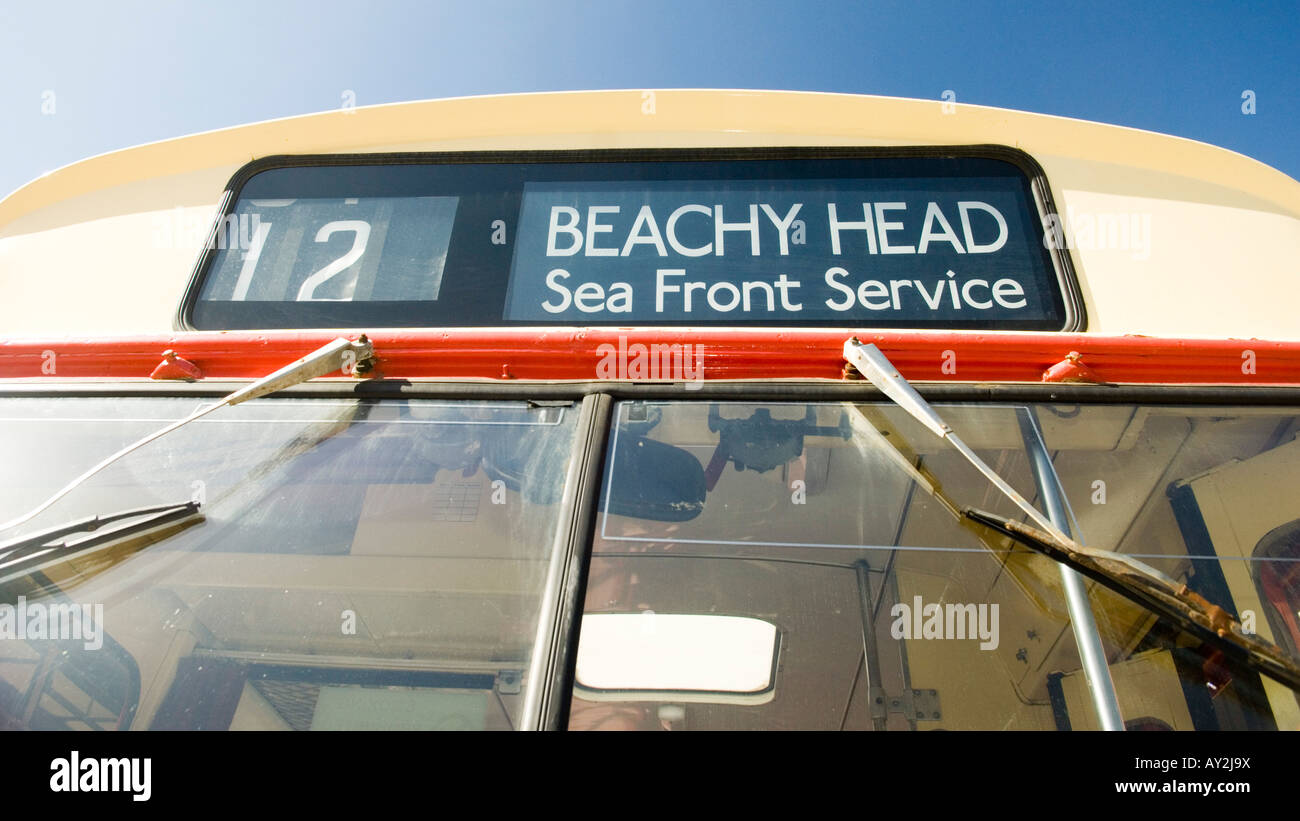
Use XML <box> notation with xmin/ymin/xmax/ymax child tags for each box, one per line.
<box><xmin>570</xmin><ymin>401</ymin><xmax>1300</xmax><ymax>730</ymax></box>
<box><xmin>1038</xmin><ymin>403</ymin><xmax>1300</xmax><ymax>730</ymax></box>
<box><xmin>0</xmin><ymin>397</ymin><xmax>578</xmax><ymax>730</ymax></box>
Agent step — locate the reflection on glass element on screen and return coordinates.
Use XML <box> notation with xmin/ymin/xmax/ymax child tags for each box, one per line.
<box><xmin>1042</xmin><ymin>403</ymin><xmax>1300</xmax><ymax>730</ymax></box>
<box><xmin>571</xmin><ymin>401</ymin><xmax>1300</xmax><ymax>731</ymax></box>
<box><xmin>0</xmin><ymin>398</ymin><xmax>577</xmax><ymax>731</ymax></box>
<box><xmin>199</xmin><ymin>196</ymin><xmax>459</xmax><ymax>303</ymax></box>
<box><xmin>1255</xmin><ymin>520</ymin><xmax>1300</xmax><ymax>658</ymax></box>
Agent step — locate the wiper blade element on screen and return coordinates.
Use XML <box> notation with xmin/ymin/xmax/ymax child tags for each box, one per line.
<box><xmin>0</xmin><ymin>335</ymin><xmax>373</xmax><ymax>536</ymax></box>
<box><xmin>843</xmin><ymin>337</ymin><xmax>1300</xmax><ymax>694</ymax></box>
<box><xmin>0</xmin><ymin>501</ymin><xmax>202</xmax><ymax>586</ymax></box>
<box><xmin>965</xmin><ymin>507</ymin><xmax>1300</xmax><ymax>693</ymax></box>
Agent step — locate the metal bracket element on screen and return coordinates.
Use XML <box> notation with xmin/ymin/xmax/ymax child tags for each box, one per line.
<box><xmin>496</xmin><ymin>670</ymin><xmax>523</xmax><ymax>695</ymax></box>
<box><xmin>150</xmin><ymin>350</ymin><xmax>203</xmax><ymax>381</ymax></box>
<box><xmin>880</xmin><ymin>688</ymin><xmax>942</xmax><ymax>722</ymax></box>
<box><xmin>1042</xmin><ymin>351</ymin><xmax>1103</xmax><ymax>384</ymax></box>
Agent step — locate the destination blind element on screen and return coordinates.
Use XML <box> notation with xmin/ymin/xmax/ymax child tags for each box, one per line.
<box><xmin>186</xmin><ymin>153</ymin><xmax>1072</xmax><ymax>330</ymax></box>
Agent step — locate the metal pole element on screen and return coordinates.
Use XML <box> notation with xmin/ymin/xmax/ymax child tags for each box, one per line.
<box><xmin>1019</xmin><ymin>408</ymin><xmax>1125</xmax><ymax>731</ymax></box>
<box><xmin>854</xmin><ymin>560</ymin><xmax>889</xmax><ymax>731</ymax></box>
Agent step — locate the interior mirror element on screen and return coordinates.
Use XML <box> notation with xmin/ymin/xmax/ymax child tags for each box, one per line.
<box><xmin>603</xmin><ymin>434</ymin><xmax>706</xmax><ymax>522</ymax></box>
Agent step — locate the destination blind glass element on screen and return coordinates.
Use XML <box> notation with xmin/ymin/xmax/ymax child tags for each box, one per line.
<box><xmin>187</xmin><ymin>153</ymin><xmax>1071</xmax><ymax>330</ymax></box>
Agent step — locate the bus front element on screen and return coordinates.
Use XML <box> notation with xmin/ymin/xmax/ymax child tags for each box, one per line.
<box><xmin>1</xmin><ymin>90</ymin><xmax>1299</xmax><ymax>731</ymax></box>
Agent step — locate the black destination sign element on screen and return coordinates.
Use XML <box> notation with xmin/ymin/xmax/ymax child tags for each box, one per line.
<box><xmin>183</xmin><ymin>150</ymin><xmax>1077</xmax><ymax>331</ymax></box>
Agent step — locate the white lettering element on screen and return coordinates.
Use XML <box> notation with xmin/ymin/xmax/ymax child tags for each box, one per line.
<box><xmin>759</xmin><ymin>203</ymin><xmax>803</xmax><ymax>255</ymax></box>
<box><xmin>665</xmin><ymin>205</ymin><xmax>713</xmax><ymax>257</ymax></box>
<box><xmin>714</xmin><ymin>204</ymin><xmax>761</xmax><ymax>256</ymax></box>
<box><xmin>546</xmin><ymin>207</ymin><xmax>583</xmax><ymax>256</ymax></box>
<box><xmin>621</xmin><ymin>205</ymin><xmax>668</xmax><ymax>256</ymax></box>
<box><xmin>958</xmin><ymin>201</ymin><xmax>1008</xmax><ymax>253</ymax></box>
<box><xmin>584</xmin><ymin>206</ymin><xmax>619</xmax><ymax>257</ymax></box>
<box><xmin>827</xmin><ymin>203</ymin><xmax>877</xmax><ymax>255</ymax></box>
<box><xmin>917</xmin><ymin>201</ymin><xmax>966</xmax><ymax>253</ymax></box>
<box><xmin>875</xmin><ymin>203</ymin><xmax>915</xmax><ymax>254</ymax></box>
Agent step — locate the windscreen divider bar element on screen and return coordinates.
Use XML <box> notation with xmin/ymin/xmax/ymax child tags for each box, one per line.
<box><xmin>520</xmin><ymin>392</ymin><xmax>613</xmax><ymax>730</ymax></box>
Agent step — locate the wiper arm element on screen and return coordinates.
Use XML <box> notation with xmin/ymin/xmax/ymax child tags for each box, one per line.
<box><xmin>0</xmin><ymin>335</ymin><xmax>373</xmax><ymax>536</ymax></box>
<box><xmin>965</xmin><ymin>507</ymin><xmax>1300</xmax><ymax>692</ymax></box>
<box><xmin>843</xmin><ymin>337</ymin><xmax>1300</xmax><ymax>694</ymax></box>
<box><xmin>843</xmin><ymin>339</ymin><xmax>1174</xmax><ymax>583</ymax></box>
<box><xmin>0</xmin><ymin>501</ymin><xmax>203</xmax><ymax>586</ymax></box>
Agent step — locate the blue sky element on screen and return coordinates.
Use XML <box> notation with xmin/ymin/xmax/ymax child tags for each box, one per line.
<box><xmin>1</xmin><ymin>0</ymin><xmax>1296</xmax><ymax>199</ymax></box>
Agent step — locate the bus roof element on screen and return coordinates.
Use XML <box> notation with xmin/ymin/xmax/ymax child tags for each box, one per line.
<box><xmin>5</xmin><ymin>90</ymin><xmax>1299</xmax><ymax>221</ymax></box>
<box><xmin>1</xmin><ymin>89</ymin><xmax>1298</xmax><ymax>341</ymax></box>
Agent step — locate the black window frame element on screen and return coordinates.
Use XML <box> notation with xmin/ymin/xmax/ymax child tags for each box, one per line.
<box><xmin>174</xmin><ymin>145</ymin><xmax>1086</xmax><ymax>333</ymax></box>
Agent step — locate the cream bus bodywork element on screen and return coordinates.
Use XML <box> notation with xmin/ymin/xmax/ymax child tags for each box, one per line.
<box><xmin>0</xmin><ymin>89</ymin><xmax>1297</xmax><ymax>339</ymax></box>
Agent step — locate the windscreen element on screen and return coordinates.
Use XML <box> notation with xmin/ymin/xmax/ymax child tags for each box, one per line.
<box><xmin>7</xmin><ymin>394</ymin><xmax>1294</xmax><ymax>731</ymax></box>
<box><xmin>0</xmin><ymin>397</ymin><xmax>578</xmax><ymax>730</ymax></box>
<box><xmin>570</xmin><ymin>401</ymin><xmax>1300</xmax><ymax>731</ymax></box>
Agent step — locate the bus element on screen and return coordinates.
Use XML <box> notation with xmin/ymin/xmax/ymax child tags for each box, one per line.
<box><xmin>0</xmin><ymin>89</ymin><xmax>1298</xmax><ymax>732</ymax></box>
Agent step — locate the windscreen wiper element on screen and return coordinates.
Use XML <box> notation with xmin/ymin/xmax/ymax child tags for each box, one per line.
<box><xmin>844</xmin><ymin>338</ymin><xmax>1173</xmax><ymax>582</ymax></box>
<box><xmin>0</xmin><ymin>335</ymin><xmax>373</xmax><ymax>536</ymax></box>
<box><xmin>0</xmin><ymin>501</ymin><xmax>203</xmax><ymax>586</ymax></box>
<box><xmin>843</xmin><ymin>337</ymin><xmax>1300</xmax><ymax>694</ymax></box>
<box><xmin>965</xmin><ymin>507</ymin><xmax>1300</xmax><ymax>692</ymax></box>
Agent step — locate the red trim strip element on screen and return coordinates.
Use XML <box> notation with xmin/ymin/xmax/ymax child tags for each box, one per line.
<box><xmin>0</xmin><ymin>329</ymin><xmax>1295</xmax><ymax>385</ymax></box>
